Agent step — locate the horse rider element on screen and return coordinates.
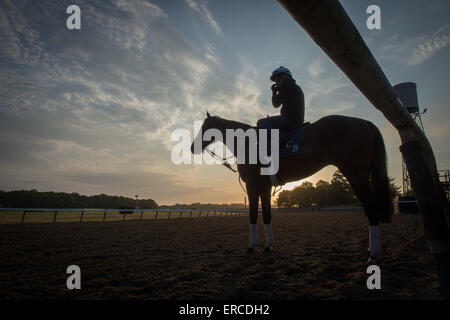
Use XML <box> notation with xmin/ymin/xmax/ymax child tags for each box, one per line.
<box><xmin>257</xmin><ymin>66</ymin><xmax>305</xmax><ymax>144</ymax></box>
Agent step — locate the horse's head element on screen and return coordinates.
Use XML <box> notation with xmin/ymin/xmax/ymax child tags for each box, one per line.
<box><xmin>190</xmin><ymin>111</ymin><xmax>221</xmax><ymax>154</ymax></box>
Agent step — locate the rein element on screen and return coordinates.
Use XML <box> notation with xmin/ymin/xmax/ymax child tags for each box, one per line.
<box><xmin>204</xmin><ymin>148</ymin><xmax>282</xmax><ymax>196</ymax></box>
<box><xmin>205</xmin><ymin>149</ymin><xmax>236</xmax><ymax>172</ymax></box>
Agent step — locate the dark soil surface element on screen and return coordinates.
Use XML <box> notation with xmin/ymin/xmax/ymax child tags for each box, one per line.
<box><xmin>0</xmin><ymin>210</ymin><xmax>441</xmax><ymax>299</ymax></box>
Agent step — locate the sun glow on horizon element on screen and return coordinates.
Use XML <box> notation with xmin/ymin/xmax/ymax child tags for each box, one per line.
<box><xmin>281</xmin><ymin>165</ymin><xmax>338</xmax><ymax>191</ymax></box>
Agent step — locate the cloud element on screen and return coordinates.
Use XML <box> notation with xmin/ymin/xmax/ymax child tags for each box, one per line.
<box><xmin>0</xmin><ymin>0</ymin><xmax>262</xmax><ymax>203</ymax></box>
<box><xmin>307</xmin><ymin>59</ymin><xmax>325</xmax><ymax>77</ymax></box>
<box><xmin>184</xmin><ymin>0</ymin><xmax>223</xmax><ymax>36</ymax></box>
<box><xmin>407</xmin><ymin>27</ymin><xmax>450</xmax><ymax>65</ymax></box>
<box><xmin>303</xmin><ymin>75</ymin><xmax>353</xmax><ymax>117</ymax></box>
<box><xmin>381</xmin><ymin>24</ymin><xmax>450</xmax><ymax>66</ymax></box>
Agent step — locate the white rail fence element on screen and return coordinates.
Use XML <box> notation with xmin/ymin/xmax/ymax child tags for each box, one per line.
<box><xmin>0</xmin><ymin>208</ymin><xmax>249</xmax><ymax>224</ymax></box>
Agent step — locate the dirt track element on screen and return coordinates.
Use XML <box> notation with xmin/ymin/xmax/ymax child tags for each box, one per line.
<box><xmin>0</xmin><ymin>210</ymin><xmax>441</xmax><ymax>299</ymax></box>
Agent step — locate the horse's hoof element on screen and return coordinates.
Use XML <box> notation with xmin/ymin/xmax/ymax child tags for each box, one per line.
<box><xmin>246</xmin><ymin>248</ymin><xmax>254</xmax><ymax>255</ymax></box>
<box><xmin>264</xmin><ymin>247</ymin><xmax>272</xmax><ymax>253</ymax></box>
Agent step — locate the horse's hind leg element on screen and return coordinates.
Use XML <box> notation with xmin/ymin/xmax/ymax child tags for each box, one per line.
<box><xmin>344</xmin><ymin>171</ymin><xmax>381</xmax><ymax>265</ymax></box>
<box><xmin>260</xmin><ymin>184</ymin><xmax>273</xmax><ymax>251</ymax></box>
<box><xmin>247</xmin><ymin>183</ymin><xmax>259</xmax><ymax>253</ymax></box>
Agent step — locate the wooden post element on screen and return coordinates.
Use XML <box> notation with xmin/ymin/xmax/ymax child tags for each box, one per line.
<box><xmin>103</xmin><ymin>210</ymin><xmax>107</xmax><ymax>222</ymax></box>
<box><xmin>53</xmin><ymin>210</ymin><xmax>57</xmax><ymax>223</ymax></box>
<box><xmin>400</xmin><ymin>142</ymin><xmax>450</xmax><ymax>296</ymax></box>
<box><xmin>140</xmin><ymin>210</ymin><xmax>144</xmax><ymax>221</ymax></box>
<box><xmin>80</xmin><ymin>210</ymin><xmax>84</xmax><ymax>223</ymax></box>
<box><xmin>179</xmin><ymin>210</ymin><xmax>183</xmax><ymax>218</ymax></box>
<box><xmin>276</xmin><ymin>0</ymin><xmax>450</xmax><ymax>297</ymax></box>
<box><xmin>189</xmin><ymin>210</ymin><xmax>193</xmax><ymax>219</ymax></box>
<box><xmin>155</xmin><ymin>210</ymin><xmax>158</xmax><ymax>220</ymax></box>
<box><xmin>206</xmin><ymin>210</ymin><xmax>209</xmax><ymax>218</ymax></box>
<box><xmin>168</xmin><ymin>210</ymin><xmax>171</xmax><ymax>219</ymax></box>
<box><xmin>21</xmin><ymin>210</ymin><xmax>27</xmax><ymax>224</ymax></box>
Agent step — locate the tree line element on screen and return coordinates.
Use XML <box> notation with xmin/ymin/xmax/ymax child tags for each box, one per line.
<box><xmin>276</xmin><ymin>170</ymin><xmax>400</xmax><ymax>208</ymax></box>
<box><xmin>0</xmin><ymin>190</ymin><xmax>158</xmax><ymax>209</ymax></box>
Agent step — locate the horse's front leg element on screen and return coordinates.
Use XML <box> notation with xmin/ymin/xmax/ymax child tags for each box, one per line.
<box><xmin>261</xmin><ymin>185</ymin><xmax>273</xmax><ymax>252</ymax></box>
<box><xmin>247</xmin><ymin>183</ymin><xmax>259</xmax><ymax>254</ymax></box>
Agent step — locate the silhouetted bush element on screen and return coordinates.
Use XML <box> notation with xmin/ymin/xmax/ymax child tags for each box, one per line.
<box><xmin>276</xmin><ymin>170</ymin><xmax>400</xmax><ymax>208</ymax></box>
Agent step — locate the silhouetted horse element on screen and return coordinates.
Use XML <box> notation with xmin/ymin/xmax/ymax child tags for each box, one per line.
<box><xmin>191</xmin><ymin>112</ymin><xmax>393</xmax><ymax>264</ymax></box>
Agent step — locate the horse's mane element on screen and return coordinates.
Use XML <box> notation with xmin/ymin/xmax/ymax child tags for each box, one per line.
<box><xmin>214</xmin><ymin>116</ymin><xmax>254</xmax><ymax>131</ymax></box>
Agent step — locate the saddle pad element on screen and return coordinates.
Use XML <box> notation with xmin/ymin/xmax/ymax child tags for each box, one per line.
<box><xmin>279</xmin><ymin>126</ymin><xmax>304</xmax><ymax>158</ymax></box>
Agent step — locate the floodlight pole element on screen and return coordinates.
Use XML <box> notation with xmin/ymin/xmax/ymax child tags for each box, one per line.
<box><xmin>276</xmin><ymin>0</ymin><xmax>449</xmax><ymax>297</ymax></box>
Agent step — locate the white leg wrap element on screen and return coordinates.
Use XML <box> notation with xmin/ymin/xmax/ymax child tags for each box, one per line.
<box><xmin>369</xmin><ymin>225</ymin><xmax>382</xmax><ymax>256</ymax></box>
<box><xmin>265</xmin><ymin>224</ymin><xmax>273</xmax><ymax>248</ymax></box>
<box><xmin>249</xmin><ymin>224</ymin><xmax>258</xmax><ymax>248</ymax></box>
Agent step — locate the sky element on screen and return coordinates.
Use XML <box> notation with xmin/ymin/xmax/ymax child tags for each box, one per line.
<box><xmin>0</xmin><ymin>0</ymin><xmax>449</xmax><ymax>205</ymax></box>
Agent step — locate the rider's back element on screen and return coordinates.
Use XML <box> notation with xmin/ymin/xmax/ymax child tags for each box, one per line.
<box><xmin>273</xmin><ymin>79</ymin><xmax>305</xmax><ymax>124</ymax></box>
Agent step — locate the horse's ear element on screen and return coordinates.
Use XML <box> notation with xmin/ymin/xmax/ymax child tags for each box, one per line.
<box><xmin>206</xmin><ymin>110</ymin><xmax>211</xmax><ymax>118</ymax></box>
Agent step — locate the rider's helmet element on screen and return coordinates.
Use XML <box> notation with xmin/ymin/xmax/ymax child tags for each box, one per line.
<box><xmin>270</xmin><ymin>66</ymin><xmax>292</xmax><ymax>81</ymax></box>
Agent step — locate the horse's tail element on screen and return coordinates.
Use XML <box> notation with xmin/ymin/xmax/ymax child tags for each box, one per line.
<box><xmin>368</xmin><ymin>122</ymin><xmax>393</xmax><ymax>223</ymax></box>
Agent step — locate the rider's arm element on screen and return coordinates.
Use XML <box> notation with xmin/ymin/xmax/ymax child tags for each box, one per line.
<box><xmin>271</xmin><ymin>85</ymin><xmax>282</xmax><ymax>108</ymax></box>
